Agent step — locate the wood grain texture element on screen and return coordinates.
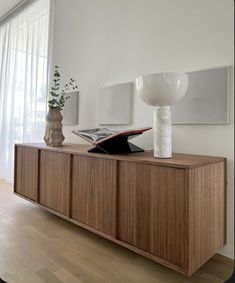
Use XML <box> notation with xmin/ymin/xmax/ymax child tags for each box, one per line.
<box><xmin>118</xmin><ymin>161</ymin><xmax>188</xmax><ymax>269</ymax></box>
<box><xmin>150</xmin><ymin>165</ymin><xmax>188</xmax><ymax>269</ymax></box>
<box><xmin>188</xmin><ymin>162</ymin><xmax>226</xmax><ymax>276</ymax></box>
<box><xmin>14</xmin><ymin>146</ymin><xmax>38</xmax><ymax>201</ymax></box>
<box><xmin>72</xmin><ymin>156</ymin><xmax>117</xmax><ymax>237</ymax></box>
<box><xmin>117</xmin><ymin>162</ymin><xmax>150</xmax><ymax>251</ymax></box>
<box><xmin>39</xmin><ymin>151</ymin><xmax>70</xmax><ymax>215</ymax></box>
<box><xmin>14</xmin><ymin>191</ymin><xmax>186</xmax><ymax>274</ymax></box>
<box><xmin>2</xmin><ymin>180</ymin><xmax>233</xmax><ymax>283</ymax></box>
<box><xmin>15</xmin><ymin>143</ymin><xmax>225</xmax><ymax>169</ymax></box>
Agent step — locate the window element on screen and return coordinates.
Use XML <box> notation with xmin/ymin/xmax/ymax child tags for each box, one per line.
<box><xmin>0</xmin><ymin>0</ymin><xmax>51</xmax><ymax>181</ymax></box>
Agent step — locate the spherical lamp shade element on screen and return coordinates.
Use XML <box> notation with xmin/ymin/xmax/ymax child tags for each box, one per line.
<box><xmin>136</xmin><ymin>73</ymin><xmax>188</xmax><ymax>106</ymax></box>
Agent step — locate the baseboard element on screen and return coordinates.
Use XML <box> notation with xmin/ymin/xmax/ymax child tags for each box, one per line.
<box><xmin>213</xmin><ymin>253</ymin><xmax>235</xmax><ymax>267</ymax></box>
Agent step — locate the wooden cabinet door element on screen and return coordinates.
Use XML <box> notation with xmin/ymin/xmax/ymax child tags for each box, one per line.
<box><xmin>118</xmin><ymin>161</ymin><xmax>188</xmax><ymax>269</ymax></box>
<box><xmin>15</xmin><ymin>146</ymin><xmax>38</xmax><ymax>201</ymax></box>
<box><xmin>39</xmin><ymin>151</ymin><xmax>70</xmax><ymax>216</ymax></box>
<box><xmin>72</xmin><ymin>156</ymin><xmax>117</xmax><ymax>237</ymax></box>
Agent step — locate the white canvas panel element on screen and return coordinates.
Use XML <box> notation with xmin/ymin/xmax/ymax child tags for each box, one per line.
<box><xmin>98</xmin><ymin>82</ymin><xmax>132</xmax><ymax>125</ymax></box>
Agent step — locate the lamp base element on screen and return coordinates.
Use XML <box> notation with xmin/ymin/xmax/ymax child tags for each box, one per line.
<box><xmin>154</xmin><ymin>106</ymin><xmax>172</xmax><ymax>158</ymax></box>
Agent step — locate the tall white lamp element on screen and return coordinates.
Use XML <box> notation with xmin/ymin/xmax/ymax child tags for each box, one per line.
<box><xmin>136</xmin><ymin>73</ymin><xmax>188</xmax><ymax>158</ymax></box>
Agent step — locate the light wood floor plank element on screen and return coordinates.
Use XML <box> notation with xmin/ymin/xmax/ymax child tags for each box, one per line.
<box><xmin>36</xmin><ymin>269</ymin><xmax>64</xmax><ymax>283</ymax></box>
<box><xmin>54</xmin><ymin>269</ymin><xmax>83</xmax><ymax>283</ymax></box>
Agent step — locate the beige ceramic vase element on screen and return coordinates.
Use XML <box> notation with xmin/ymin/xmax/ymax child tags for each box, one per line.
<box><xmin>44</xmin><ymin>109</ymin><xmax>65</xmax><ymax>147</ymax></box>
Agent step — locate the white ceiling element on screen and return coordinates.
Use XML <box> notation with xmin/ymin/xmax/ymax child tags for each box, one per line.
<box><xmin>0</xmin><ymin>0</ymin><xmax>22</xmax><ymax>18</ymax></box>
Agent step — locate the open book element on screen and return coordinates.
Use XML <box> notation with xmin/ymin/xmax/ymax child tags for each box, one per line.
<box><xmin>72</xmin><ymin>127</ymin><xmax>151</xmax><ymax>146</ymax></box>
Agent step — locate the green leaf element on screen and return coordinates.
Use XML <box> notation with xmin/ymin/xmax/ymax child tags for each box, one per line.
<box><xmin>48</xmin><ymin>98</ymin><xmax>58</xmax><ymax>104</ymax></box>
<box><xmin>54</xmin><ymin>69</ymin><xmax>60</xmax><ymax>77</ymax></box>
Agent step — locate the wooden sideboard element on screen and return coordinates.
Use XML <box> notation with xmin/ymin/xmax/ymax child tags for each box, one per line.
<box><xmin>14</xmin><ymin>143</ymin><xmax>226</xmax><ymax>276</ymax></box>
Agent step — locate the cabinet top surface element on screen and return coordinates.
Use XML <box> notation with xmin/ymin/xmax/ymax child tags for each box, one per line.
<box><xmin>15</xmin><ymin>143</ymin><xmax>225</xmax><ymax>169</ymax></box>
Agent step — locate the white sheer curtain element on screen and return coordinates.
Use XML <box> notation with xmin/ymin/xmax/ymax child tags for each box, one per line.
<box><xmin>0</xmin><ymin>0</ymin><xmax>51</xmax><ymax>182</ymax></box>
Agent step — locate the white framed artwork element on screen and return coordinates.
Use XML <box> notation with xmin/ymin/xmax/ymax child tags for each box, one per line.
<box><xmin>98</xmin><ymin>82</ymin><xmax>132</xmax><ymax>125</ymax></box>
<box><xmin>171</xmin><ymin>66</ymin><xmax>229</xmax><ymax>124</ymax></box>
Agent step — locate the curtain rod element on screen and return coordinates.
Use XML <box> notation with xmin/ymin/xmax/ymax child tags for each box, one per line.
<box><xmin>0</xmin><ymin>0</ymin><xmax>35</xmax><ymax>23</ymax></box>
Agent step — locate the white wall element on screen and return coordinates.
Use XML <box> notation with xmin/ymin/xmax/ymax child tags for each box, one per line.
<box><xmin>52</xmin><ymin>0</ymin><xmax>234</xmax><ymax>258</ymax></box>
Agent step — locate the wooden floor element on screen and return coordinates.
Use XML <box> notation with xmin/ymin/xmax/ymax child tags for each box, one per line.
<box><xmin>0</xmin><ymin>180</ymin><xmax>233</xmax><ymax>283</ymax></box>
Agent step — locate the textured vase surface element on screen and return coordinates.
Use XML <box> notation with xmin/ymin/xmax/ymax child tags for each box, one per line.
<box><xmin>154</xmin><ymin>106</ymin><xmax>172</xmax><ymax>158</ymax></box>
<box><xmin>44</xmin><ymin>109</ymin><xmax>65</xmax><ymax>147</ymax></box>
